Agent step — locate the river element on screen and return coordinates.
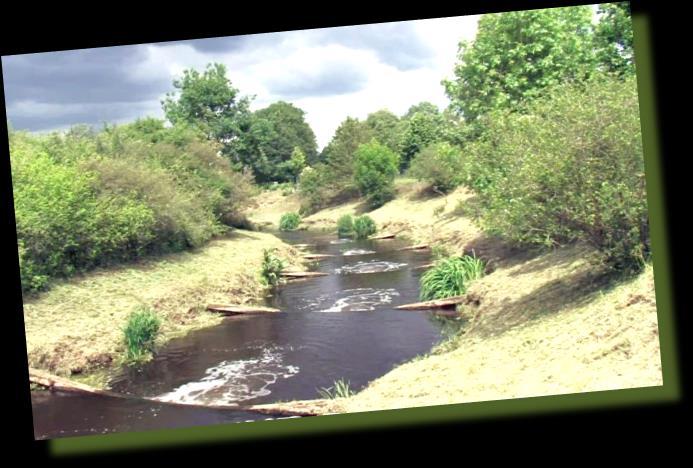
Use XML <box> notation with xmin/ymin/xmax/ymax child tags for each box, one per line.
<box><xmin>31</xmin><ymin>231</ymin><xmax>449</xmax><ymax>439</ymax></box>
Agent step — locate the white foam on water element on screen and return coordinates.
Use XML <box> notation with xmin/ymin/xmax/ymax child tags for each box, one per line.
<box><xmin>153</xmin><ymin>346</ymin><xmax>299</xmax><ymax>405</ymax></box>
<box><xmin>319</xmin><ymin>288</ymin><xmax>400</xmax><ymax>312</ymax></box>
<box><xmin>342</xmin><ymin>249</ymin><xmax>376</xmax><ymax>256</ymax></box>
<box><xmin>330</xmin><ymin>238</ymin><xmax>353</xmax><ymax>244</ymax></box>
<box><xmin>335</xmin><ymin>260</ymin><xmax>408</xmax><ymax>275</ymax></box>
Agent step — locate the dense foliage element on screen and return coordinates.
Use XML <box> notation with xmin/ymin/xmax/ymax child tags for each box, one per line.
<box><xmin>11</xmin><ymin>122</ymin><xmax>253</xmax><ymax>292</ymax></box>
<box><xmin>465</xmin><ymin>75</ymin><xmax>647</xmax><ymax>271</ymax></box>
<box><xmin>408</xmin><ymin>142</ymin><xmax>465</xmax><ymax>193</ymax></box>
<box><xmin>443</xmin><ymin>6</ymin><xmax>596</xmax><ymax>124</ymax></box>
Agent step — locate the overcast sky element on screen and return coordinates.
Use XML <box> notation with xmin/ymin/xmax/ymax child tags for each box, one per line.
<box><xmin>2</xmin><ymin>16</ymin><xmax>480</xmax><ymax>150</ymax></box>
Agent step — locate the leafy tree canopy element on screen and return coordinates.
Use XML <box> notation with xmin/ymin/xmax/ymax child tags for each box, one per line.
<box><xmin>595</xmin><ymin>2</ymin><xmax>635</xmax><ymax>76</ymax></box>
<box><xmin>365</xmin><ymin>109</ymin><xmax>404</xmax><ymax>154</ymax></box>
<box><xmin>443</xmin><ymin>6</ymin><xmax>596</xmax><ymax>123</ymax></box>
<box><xmin>162</xmin><ymin>63</ymin><xmax>253</xmax><ymax>152</ymax></box>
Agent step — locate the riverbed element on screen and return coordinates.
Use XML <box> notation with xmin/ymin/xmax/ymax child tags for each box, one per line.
<box><xmin>31</xmin><ymin>231</ymin><xmax>447</xmax><ymax>439</ymax></box>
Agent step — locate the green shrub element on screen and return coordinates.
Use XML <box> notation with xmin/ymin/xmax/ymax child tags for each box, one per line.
<box><xmin>261</xmin><ymin>248</ymin><xmax>285</xmax><ymax>287</ymax></box>
<box><xmin>466</xmin><ymin>75</ymin><xmax>647</xmax><ymax>271</ymax></box>
<box><xmin>353</xmin><ymin>140</ymin><xmax>399</xmax><ymax>208</ymax></box>
<box><xmin>123</xmin><ymin>306</ymin><xmax>161</xmax><ymax>362</ymax></box>
<box><xmin>10</xmin><ymin>125</ymin><xmax>254</xmax><ymax>292</ymax></box>
<box><xmin>337</xmin><ymin>214</ymin><xmax>354</xmax><ymax>238</ymax></box>
<box><xmin>408</xmin><ymin>142</ymin><xmax>465</xmax><ymax>193</ymax></box>
<box><xmin>279</xmin><ymin>212</ymin><xmax>301</xmax><ymax>231</ymax></box>
<box><xmin>420</xmin><ymin>254</ymin><xmax>485</xmax><ymax>301</ymax></box>
<box><xmin>353</xmin><ymin>215</ymin><xmax>377</xmax><ymax>239</ymax></box>
<box><xmin>317</xmin><ymin>378</ymin><xmax>356</xmax><ymax>399</ymax></box>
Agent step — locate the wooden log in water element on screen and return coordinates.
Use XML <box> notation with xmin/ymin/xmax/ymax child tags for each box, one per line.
<box><xmin>302</xmin><ymin>253</ymin><xmax>336</xmax><ymax>260</ymax></box>
<box><xmin>398</xmin><ymin>244</ymin><xmax>429</xmax><ymax>251</ymax></box>
<box><xmin>30</xmin><ymin>368</ymin><xmax>124</xmax><ymax>398</ymax></box>
<box><xmin>280</xmin><ymin>271</ymin><xmax>329</xmax><ymax>278</ymax></box>
<box><xmin>29</xmin><ymin>368</ymin><xmax>320</xmax><ymax>417</ymax></box>
<box><xmin>395</xmin><ymin>295</ymin><xmax>466</xmax><ymax>310</ymax></box>
<box><xmin>207</xmin><ymin>304</ymin><xmax>280</xmax><ymax>315</ymax></box>
<box><xmin>370</xmin><ymin>233</ymin><xmax>396</xmax><ymax>240</ymax></box>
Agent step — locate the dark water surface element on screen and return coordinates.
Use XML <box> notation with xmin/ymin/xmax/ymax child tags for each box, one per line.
<box><xmin>31</xmin><ymin>231</ymin><xmax>445</xmax><ymax>440</ymax></box>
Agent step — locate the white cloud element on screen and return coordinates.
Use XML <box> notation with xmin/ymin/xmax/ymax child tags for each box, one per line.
<box><xmin>5</xmin><ymin>15</ymin><xmax>481</xmax><ymax>150</ymax></box>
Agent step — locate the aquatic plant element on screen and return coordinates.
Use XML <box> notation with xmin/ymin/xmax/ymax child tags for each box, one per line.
<box><xmin>123</xmin><ymin>306</ymin><xmax>161</xmax><ymax>362</ymax></box>
<box><xmin>337</xmin><ymin>214</ymin><xmax>354</xmax><ymax>237</ymax></box>
<box><xmin>261</xmin><ymin>248</ymin><xmax>285</xmax><ymax>287</ymax></box>
<box><xmin>279</xmin><ymin>212</ymin><xmax>301</xmax><ymax>231</ymax></box>
<box><xmin>353</xmin><ymin>215</ymin><xmax>377</xmax><ymax>239</ymax></box>
<box><xmin>420</xmin><ymin>254</ymin><xmax>485</xmax><ymax>301</ymax></box>
<box><xmin>317</xmin><ymin>378</ymin><xmax>356</xmax><ymax>399</ymax></box>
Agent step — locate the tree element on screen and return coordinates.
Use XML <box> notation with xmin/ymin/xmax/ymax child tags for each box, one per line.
<box><xmin>399</xmin><ymin>109</ymin><xmax>444</xmax><ymax>171</ymax></box>
<box><xmin>322</xmin><ymin>117</ymin><xmax>374</xmax><ymax>186</ymax></box>
<box><xmin>353</xmin><ymin>139</ymin><xmax>400</xmax><ymax>208</ymax></box>
<box><xmin>365</xmin><ymin>109</ymin><xmax>404</xmax><ymax>154</ymax></box>
<box><xmin>443</xmin><ymin>6</ymin><xmax>596</xmax><ymax>124</ymax></box>
<box><xmin>595</xmin><ymin>2</ymin><xmax>635</xmax><ymax>76</ymax></box>
<box><xmin>403</xmin><ymin>102</ymin><xmax>440</xmax><ymax>119</ymax></box>
<box><xmin>162</xmin><ymin>63</ymin><xmax>252</xmax><ymax>154</ymax></box>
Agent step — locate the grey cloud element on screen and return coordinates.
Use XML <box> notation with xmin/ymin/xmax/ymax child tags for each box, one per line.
<box><xmin>2</xmin><ymin>45</ymin><xmax>169</xmax><ymax>131</ymax></box>
<box><xmin>314</xmin><ymin>22</ymin><xmax>434</xmax><ymax>70</ymax></box>
<box><xmin>265</xmin><ymin>66</ymin><xmax>369</xmax><ymax>98</ymax></box>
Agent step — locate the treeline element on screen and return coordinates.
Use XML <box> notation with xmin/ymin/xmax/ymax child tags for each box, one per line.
<box><xmin>10</xmin><ymin>122</ymin><xmax>254</xmax><ymax>292</ymax></box>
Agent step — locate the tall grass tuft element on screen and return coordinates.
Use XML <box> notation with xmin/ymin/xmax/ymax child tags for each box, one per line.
<box><xmin>261</xmin><ymin>248</ymin><xmax>285</xmax><ymax>287</ymax></box>
<box><xmin>420</xmin><ymin>254</ymin><xmax>485</xmax><ymax>301</ymax></box>
<box><xmin>353</xmin><ymin>215</ymin><xmax>377</xmax><ymax>239</ymax></box>
<box><xmin>123</xmin><ymin>306</ymin><xmax>161</xmax><ymax>362</ymax></box>
<box><xmin>317</xmin><ymin>378</ymin><xmax>356</xmax><ymax>399</ymax></box>
<box><xmin>279</xmin><ymin>212</ymin><xmax>301</xmax><ymax>231</ymax></box>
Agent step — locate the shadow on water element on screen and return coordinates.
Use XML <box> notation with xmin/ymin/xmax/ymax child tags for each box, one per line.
<box><xmin>31</xmin><ymin>230</ymin><xmax>454</xmax><ymax>439</ymax></box>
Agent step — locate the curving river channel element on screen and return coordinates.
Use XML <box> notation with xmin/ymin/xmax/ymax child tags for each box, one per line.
<box><xmin>31</xmin><ymin>231</ymin><xmax>449</xmax><ymax>439</ymax></box>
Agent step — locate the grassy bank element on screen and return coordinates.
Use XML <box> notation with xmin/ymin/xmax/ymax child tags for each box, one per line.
<box><xmin>23</xmin><ymin>230</ymin><xmax>304</xmax><ymax>387</ymax></box>
<box><xmin>246</xmin><ymin>179</ymin><xmax>662</xmax><ymax>414</ymax></box>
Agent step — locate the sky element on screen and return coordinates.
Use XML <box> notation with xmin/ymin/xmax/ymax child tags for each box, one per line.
<box><xmin>1</xmin><ymin>15</ymin><xmax>480</xmax><ymax>150</ymax></box>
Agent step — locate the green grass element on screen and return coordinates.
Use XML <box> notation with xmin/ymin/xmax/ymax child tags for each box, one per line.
<box><xmin>420</xmin><ymin>254</ymin><xmax>485</xmax><ymax>301</ymax></box>
<box><xmin>279</xmin><ymin>212</ymin><xmax>301</xmax><ymax>231</ymax></box>
<box><xmin>123</xmin><ymin>306</ymin><xmax>161</xmax><ymax>362</ymax></box>
<box><xmin>317</xmin><ymin>378</ymin><xmax>356</xmax><ymax>399</ymax></box>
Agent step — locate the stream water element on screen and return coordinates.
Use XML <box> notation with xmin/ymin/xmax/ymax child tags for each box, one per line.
<box><xmin>31</xmin><ymin>231</ymin><xmax>448</xmax><ymax>440</ymax></box>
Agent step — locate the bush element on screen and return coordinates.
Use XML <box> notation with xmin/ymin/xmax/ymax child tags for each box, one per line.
<box><xmin>408</xmin><ymin>142</ymin><xmax>465</xmax><ymax>193</ymax></box>
<box><xmin>279</xmin><ymin>212</ymin><xmax>301</xmax><ymax>231</ymax></box>
<box><xmin>353</xmin><ymin>140</ymin><xmax>399</xmax><ymax>208</ymax></box>
<box><xmin>10</xmin><ymin>125</ymin><xmax>255</xmax><ymax>292</ymax></box>
<box><xmin>123</xmin><ymin>306</ymin><xmax>161</xmax><ymax>362</ymax></box>
<box><xmin>420</xmin><ymin>254</ymin><xmax>485</xmax><ymax>301</ymax></box>
<box><xmin>353</xmin><ymin>215</ymin><xmax>377</xmax><ymax>239</ymax></box>
<box><xmin>261</xmin><ymin>248</ymin><xmax>285</xmax><ymax>287</ymax></box>
<box><xmin>337</xmin><ymin>214</ymin><xmax>355</xmax><ymax>238</ymax></box>
<box><xmin>466</xmin><ymin>75</ymin><xmax>647</xmax><ymax>271</ymax></box>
